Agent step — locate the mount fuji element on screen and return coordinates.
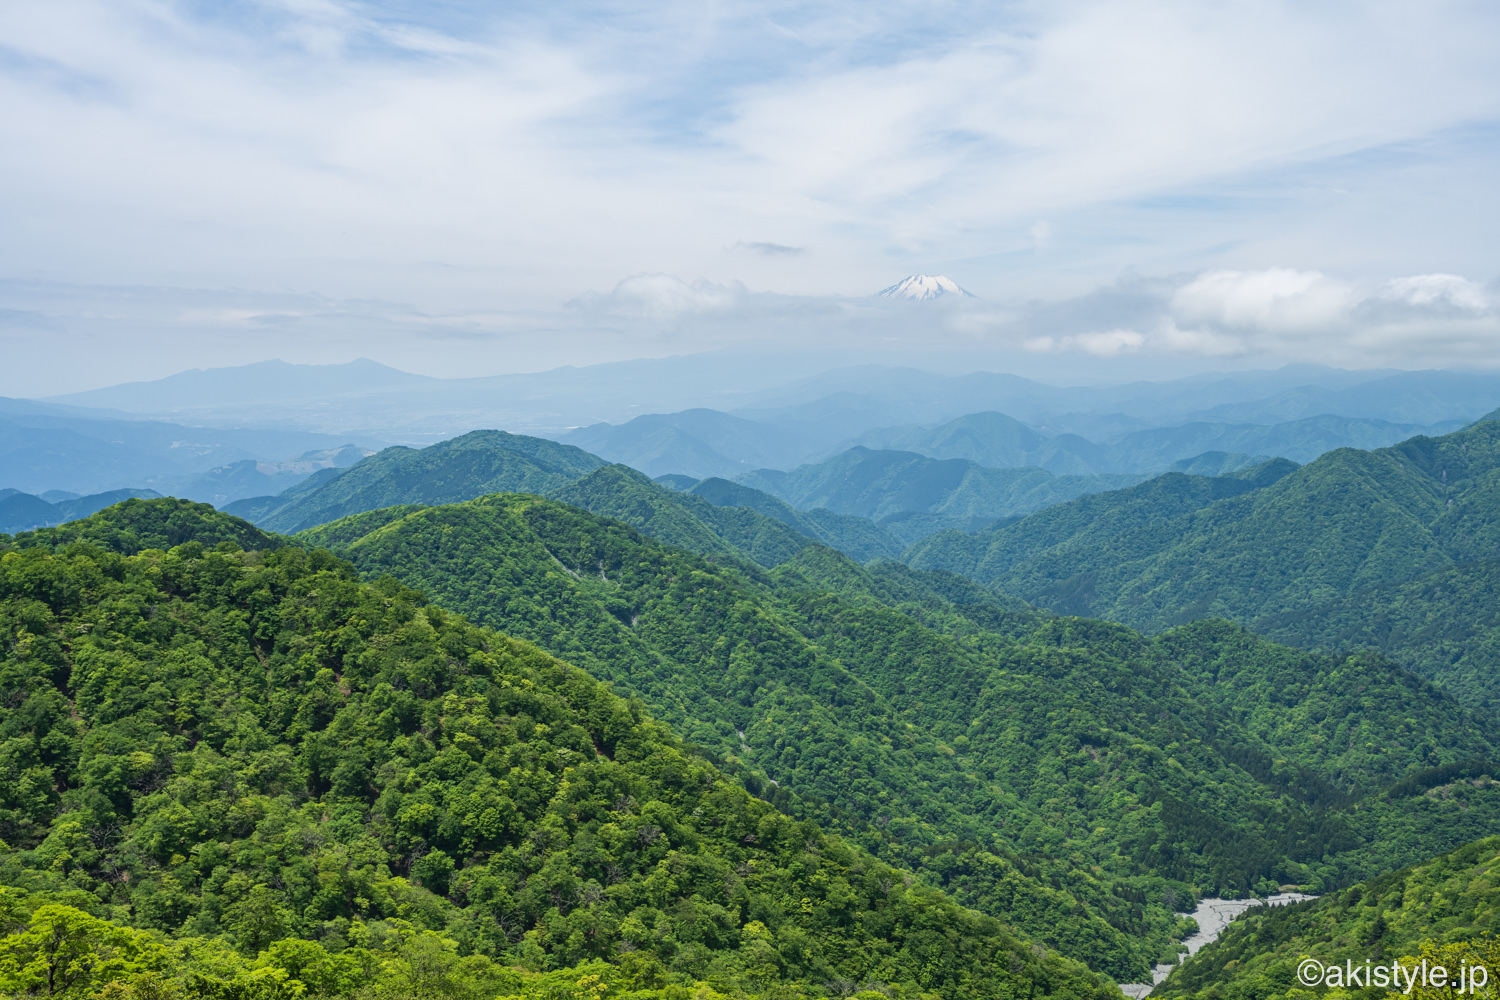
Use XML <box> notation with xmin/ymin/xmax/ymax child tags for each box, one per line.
<box><xmin>877</xmin><ymin>274</ymin><xmax>976</xmax><ymax>301</ymax></box>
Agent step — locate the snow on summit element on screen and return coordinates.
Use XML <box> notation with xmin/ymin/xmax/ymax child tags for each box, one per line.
<box><xmin>877</xmin><ymin>275</ymin><xmax>975</xmax><ymax>301</ymax></box>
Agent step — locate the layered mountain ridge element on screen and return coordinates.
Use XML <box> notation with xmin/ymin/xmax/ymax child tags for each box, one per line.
<box><xmin>908</xmin><ymin>411</ymin><xmax>1500</xmax><ymax>709</ymax></box>
<box><xmin>5</xmin><ymin>359</ymin><xmax>1500</xmax><ymax>998</ymax></box>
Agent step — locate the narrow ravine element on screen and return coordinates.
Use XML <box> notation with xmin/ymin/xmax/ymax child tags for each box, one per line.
<box><xmin>1118</xmin><ymin>893</ymin><xmax>1318</xmax><ymax>998</ymax></box>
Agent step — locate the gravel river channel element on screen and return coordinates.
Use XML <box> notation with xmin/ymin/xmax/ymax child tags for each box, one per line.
<box><xmin>1118</xmin><ymin>893</ymin><xmax>1318</xmax><ymax>998</ymax></box>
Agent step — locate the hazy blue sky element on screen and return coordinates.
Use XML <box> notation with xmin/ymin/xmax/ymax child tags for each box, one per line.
<box><xmin>3</xmin><ymin>0</ymin><xmax>1499</xmax><ymax>394</ymax></box>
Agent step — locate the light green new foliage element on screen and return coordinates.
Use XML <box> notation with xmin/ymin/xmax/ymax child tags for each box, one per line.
<box><xmin>0</xmin><ymin>508</ymin><xmax>1116</xmax><ymax>1000</ymax></box>
<box><xmin>298</xmin><ymin>490</ymin><xmax>1500</xmax><ymax>980</ymax></box>
<box><xmin>0</xmin><ymin>899</ymin><xmax>166</xmax><ymax>997</ymax></box>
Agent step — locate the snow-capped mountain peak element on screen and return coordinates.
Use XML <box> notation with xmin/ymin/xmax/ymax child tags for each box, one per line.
<box><xmin>877</xmin><ymin>274</ymin><xmax>975</xmax><ymax>301</ymax></box>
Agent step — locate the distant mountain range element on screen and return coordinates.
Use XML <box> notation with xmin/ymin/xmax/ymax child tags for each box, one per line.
<box><xmin>175</xmin><ymin>445</ymin><xmax>373</xmax><ymax>506</ymax></box>
<box><xmin>0</xmin><ymin>395</ymin><xmax>373</xmax><ymax>497</ymax></box>
<box><xmin>735</xmin><ymin>447</ymin><xmax>1149</xmax><ymax>544</ymax></box>
<box><xmin>731</xmin><ymin>364</ymin><xmax>1500</xmax><ymax>430</ymax></box>
<box><xmin>843</xmin><ymin>411</ymin><xmax>1463</xmax><ymax>474</ymax></box>
<box><xmin>9</xmin><ymin>358</ymin><xmax>1499</xmax><ymax>555</ymax></box>
<box><xmin>560</xmin><ymin>409</ymin><xmax>799</xmax><ymax>480</ymax></box>
<box><xmin>207</xmin><ymin>404</ymin><xmax>1500</xmax><ymax>719</ymax></box>
<box><xmin>45</xmin><ymin>357</ymin><xmax>433</xmax><ymax>412</ymax></box>
<box><xmin>41</xmin><ymin>354</ymin><xmax>825</xmax><ymax>442</ymax></box>
<box><xmin>215</xmin><ymin>427</ymin><xmax>1145</xmax><ymax>554</ymax></box>
<box><xmin>33</xmin><ymin>357</ymin><xmax>1500</xmax><ymax>447</ymax></box>
<box><xmin>561</xmin><ymin>404</ymin><xmax>1452</xmax><ymax>485</ymax></box>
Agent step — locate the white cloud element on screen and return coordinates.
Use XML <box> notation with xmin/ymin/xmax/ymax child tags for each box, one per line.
<box><xmin>1025</xmin><ymin>329</ymin><xmax>1145</xmax><ymax>356</ymax></box>
<box><xmin>729</xmin><ymin>241</ymin><xmax>804</xmax><ymax>257</ymax></box>
<box><xmin>7</xmin><ymin>264</ymin><xmax>1500</xmax><ymax>397</ymax></box>
<box><xmin>926</xmin><ymin>265</ymin><xmax>1500</xmax><ymax>367</ymax></box>
<box><xmin>1159</xmin><ymin>267</ymin><xmax>1500</xmax><ymax>363</ymax></box>
<box><xmin>2</xmin><ymin>1</ymin><xmax>1500</xmax><ymax>388</ymax></box>
<box><xmin>1</xmin><ymin>0</ymin><xmax>1498</xmax><ymax>313</ymax></box>
<box><xmin>1170</xmin><ymin>268</ymin><xmax>1356</xmax><ymax>332</ymax></box>
<box><xmin>1376</xmin><ymin>273</ymin><xmax>1491</xmax><ymax>311</ymax></box>
<box><xmin>571</xmin><ymin>274</ymin><xmax>744</xmax><ymax>320</ymax></box>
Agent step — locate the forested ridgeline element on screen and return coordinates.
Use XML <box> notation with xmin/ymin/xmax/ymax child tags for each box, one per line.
<box><xmin>906</xmin><ymin>413</ymin><xmax>1500</xmax><ymax>709</ymax></box>
<box><xmin>224</xmin><ymin>430</ymin><xmax>608</xmax><ymax>535</ymax></box>
<box><xmin>293</xmin><ymin>494</ymin><xmax>1194</xmax><ymax>979</ymax></box>
<box><xmin>8</xmin><ymin>498</ymin><xmax>1500</xmax><ymax>996</ymax></box>
<box><xmin>221</xmin><ymin>426</ymin><xmax>908</xmax><ymax>572</ymax></box>
<box><xmin>549</xmin><ymin>466</ymin><xmax>846</xmax><ymax>570</ymax></box>
<box><xmin>0</xmin><ymin>505</ymin><xmax>1116</xmax><ymax>1000</ymax></box>
<box><xmin>1156</xmin><ymin>834</ymin><xmax>1500</xmax><ymax>1000</ymax></box>
<box><xmin>585</xmin><ymin>470</ymin><xmax>905</xmax><ymax>566</ymax></box>
<box><xmin>289</xmin><ymin>492</ymin><xmax>1500</xmax><ymax>977</ymax></box>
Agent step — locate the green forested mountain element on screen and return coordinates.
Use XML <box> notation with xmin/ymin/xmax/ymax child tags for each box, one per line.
<box><xmin>737</xmin><ymin>447</ymin><xmax>1148</xmax><ymax>544</ymax></box>
<box><xmin>293</xmin><ymin>490</ymin><xmax>1500</xmax><ymax>980</ymax></box>
<box><xmin>221</xmin><ymin>433</ymin><xmax>904</xmax><ymax>570</ymax></box>
<box><xmin>561</xmin><ymin>467</ymin><xmax>902</xmax><ymax>565</ymax></box>
<box><xmin>13</xmin><ymin>496</ymin><xmax>284</xmax><ymax>554</ymax></box>
<box><xmin>7</xmin><ymin>490</ymin><xmax>1500</xmax><ymax>996</ymax></box>
<box><xmin>1157</xmin><ymin>834</ymin><xmax>1500</xmax><ymax>999</ymax></box>
<box><xmin>904</xmin><ymin>460</ymin><xmax>1299</xmax><ymax>603</ymax></box>
<box><xmin>225</xmin><ymin>431</ymin><xmax>607</xmax><ymax>534</ymax></box>
<box><xmin>0</xmin><ymin>502</ymin><xmax>1114</xmax><ymax>1000</ymax></box>
<box><xmin>1253</xmin><ymin>558</ymin><xmax>1500</xmax><ymax>712</ymax></box>
<box><xmin>550</xmin><ymin>465</ymin><xmax>899</xmax><ymax>569</ymax></box>
<box><xmin>907</xmin><ymin>416</ymin><xmax>1500</xmax><ymax>708</ymax></box>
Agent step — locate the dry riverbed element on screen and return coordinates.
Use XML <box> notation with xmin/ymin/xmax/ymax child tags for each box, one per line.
<box><xmin>1118</xmin><ymin>893</ymin><xmax>1318</xmax><ymax>998</ymax></box>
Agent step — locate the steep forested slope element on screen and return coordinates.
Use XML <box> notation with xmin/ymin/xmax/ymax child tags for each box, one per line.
<box><xmin>907</xmin><ymin>417</ymin><xmax>1500</xmax><ymax>706</ymax></box>
<box><xmin>683</xmin><ymin>476</ymin><xmax>903</xmax><ymax>563</ymax></box>
<box><xmin>903</xmin><ymin>460</ymin><xmax>1297</xmax><ymax>597</ymax></box>
<box><xmin>1253</xmin><ymin>558</ymin><xmax>1500</xmax><ymax>711</ymax></box>
<box><xmin>295</xmin><ymin>492</ymin><xmax>1500</xmax><ymax>980</ymax></box>
<box><xmin>550</xmin><ymin>465</ymin><xmax>826</xmax><ymax>569</ymax></box>
<box><xmin>555</xmin><ymin>465</ymin><xmax>901</xmax><ymax>566</ymax></box>
<box><xmin>0</xmin><ymin>510</ymin><xmax>1113</xmax><ymax>1000</ymax></box>
<box><xmin>10</xmin><ymin>495</ymin><xmax>1500</xmax><ymax>995</ymax></box>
